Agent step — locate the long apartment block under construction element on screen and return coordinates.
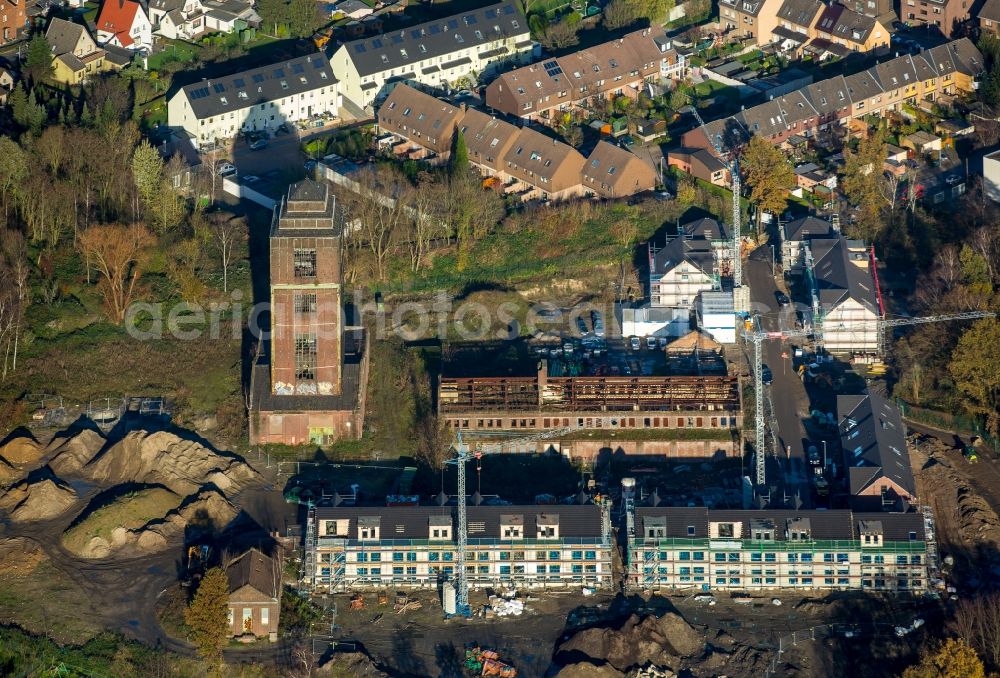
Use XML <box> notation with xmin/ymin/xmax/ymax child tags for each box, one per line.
<box><xmin>439</xmin><ymin>360</ymin><xmax>741</xmax><ymax>432</ymax></box>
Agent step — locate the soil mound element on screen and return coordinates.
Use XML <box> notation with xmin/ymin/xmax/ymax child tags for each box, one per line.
<box><xmin>0</xmin><ymin>436</ymin><xmax>45</xmax><ymax>465</ymax></box>
<box><xmin>0</xmin><ymin>471</ymin><xmax>78</xmax><ymax>521</ymax></box>
<box><xmin>0</xmin><ymin>537</ymin><xmax>47</xmax><ymax>575</ymax></box>
<box><xmin>80</xmin><ymin>430</ymin><xmax>260</xmax><ymax>496</ymax></box>
<box><xmin>0</xmin><ymin>455</ymin><xmax>20</xmax><ymax>484</ymax></box>
<box><xmin>68</xmin><ymin>489</ymin><xmax>239</xmax><ymax>559</ymax></box>
<box><xmin>62</xmin><ymin>487</ymin><xmax>183</xmax><ymax>556</ymax></box>
<box><xmin>47</xmin><ymin>428</ymin><xmax>106</xmax><ymax>476</ymax></box>
<box><xmin>318</xmin><ymin>651</ymin><xmax>390</xmax><ymax>676</ymax></box>
<box><xmin>554</xmin><ymin>662</ymin><xmax>627</xmax><ymax>677</ymax></box>
<box><xmin>556</xmin><ymin>612</ymin><xmax>705</xmax><ymax>673</ymax></box>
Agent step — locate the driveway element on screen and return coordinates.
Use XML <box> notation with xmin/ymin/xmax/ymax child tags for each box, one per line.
<box><xmin>746</xmin><ymin>247</ymin><xmax>812</xmax><ymax>501</ymax></box>
<box><xmin>232</xmin><ymin>130</ymin><xmax>308</xmax><ymax>178</ymax></box>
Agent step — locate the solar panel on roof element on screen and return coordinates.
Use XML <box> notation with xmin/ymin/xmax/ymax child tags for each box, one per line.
<box><xmin>233</xmin><ymin>78</ymin><xmax>245</xmax><ymax>87</ymax></box>
<box><xmin>313</xmin><ymin>59</ymin><xmax>324</xmax><ymax>68</ymax></box>
<box><xmin>292</xmin><ymin>63</ymin><xmax>304</xmax><ymax>73</ymax></box>
<box><xmin>447</xmin><ymin>18</ymin><xmax>458</xmax><ymax>28</ymax></box>
<box><xmin>252</xmin><ymin>73</ymin><xmax>265</xmax><ymax>83</ymax></box>
<box><xmin>372</xmin><ymin>38</ymin><xmax>383</xmax><ymax>47</ymax></box>
<box><xmin>485</xmin><ymin>7</ymin><xmax>496</xmax><ymax>16</ymax></box>
<box><xmin>465</xmin><ymin>14</ymin><xmax>477</xmax><ymax>24</ymax></box>
<box><xmin>391</xmin><ymin>34</ymin><xmax>402</xmax><ymax>44</ymax></box>
<box><xmin>429</xmin><ymin>24</ymin><xmax>441</xmax><ymax>34</ymax></box>
<box><xmin>274</xmin><ymin>68</ymin><xmax>284</xmax><ymax>77</ymax></box>
<box><xmin>213</xmin><ymin>83</ymin><xmax>225</xmax><ymax>93</ymax></box>
<box><xmin>354</xmin><ymin>43</ymin><xmax>366</xmax><ymax>53</ymax></box>
<box><xmin>411</xmin><ymin>29</ymin><xmax>421</xmax><ymax>38</ymax></box>
<box><xmin>502</xmin><ymin>4</ymin><xmax>515</xmax><ymax>14</ymax></box>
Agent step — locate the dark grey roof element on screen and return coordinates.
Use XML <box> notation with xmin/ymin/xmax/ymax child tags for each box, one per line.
<box><xmin>810</xmin><ymin>236</ymin><xmax>877</xmax><ymax>313</ymax></box>
<box><xmin>287</xmin><ymin>177</ymin><xmax>328</xmax><ymax>203</ymax></box>
<box><xmin>843</xmin><ymin>69</ymin><xmax>883</xmax><ymax>103</ymax></box>
<box><xmin>777</xmin><ymin>0</ymin><xmax>822</xmax><ymax>27</ymax></box>
<box><xmin>783</xmin><ymin>215</ymin><xmax>835</xmax><ymax>241</ymax></box>
<box><xmin>103</xmin><ymin>43</ymin><xmax>133</xmax><ymax>66</ymax></box>
<box><xmin>149</xmin><ymin>0</ymin><xmax>184</xmax><ymax>11</ymax></box>
<box><xmin>177</xmin><ymin>52</ymin><xmax>336</xmax><ymax>120</ymax></box>
<box><xmin>636</xmin><ymin>507</ymin><xmax>925</xmax><ymax>541</ymax></box>
<box><xmin>683</xmin><ymin>217</ymin><xmax>727</xmax><ymax>240</ymax></box>
<box><xmin>652</xmin><ymin>219</ymin><xmax>724</xmax><ymax>277</ymax></box>
<box><xmin>982</xmin><ymin>0</ymin><xmax>1000</xmax><ymax>22</ymax></box>
<box><xmin>839</xmin><ymin>393</ymin><xmax>915</xmax><ymax>497</ymax></box>
<box><xmin>802</xmin><ymin>74</ymin><xmax>851</xmax><ymax>115</ymax></box>
<box><xmin>226</xmin><ymin>547</ymin><xmax>280</xmax><ymax>598</ymax></box>
<box><xmin>338</xmin><ymin>1</ymin><xmax>527</xmax><ymax>77</ymax></box>
<box><xmin>815</xmin><ymin>3</ymin><xmax>877</xmax><ymax>44</ymax></box>
<box><xmin>772</xmin><ymin>25</ymin><xmax>810</xmax><ymax>43</ymax></box>
<box><xmin>719</xmin><ymin>0</ymin><xmax>767</xmax><ymax>16</ymax></box>
<box><xmin>314</xmin><ymin>504</ymin><xmax>603</xmax><ymax>539</ymax></box>
<box><xmin>46</xmin><ymin>17</ymin><xmax>90</xmax><ymax>56</ymax></box>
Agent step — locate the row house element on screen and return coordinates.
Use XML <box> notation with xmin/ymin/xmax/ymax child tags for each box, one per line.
<box><xmin>627</xmin><ymin>507</ymin><xmax>928</xmax><ymax>593</ymax></box>
<box><xmin>310</xmin><ymin>503</ymin><xmax>613</xmax><ymax>591</ymax></box>
<box><xmin>780</xmin><ymin>214</ymin><xmax>837</xmax><ymax>272</ymax></box>
<box><xmin>838</xmin><ymin>393</ymin><xmax>916</xmax><ymax>511</ymax></box>
<box><xmin>329</xmin><ymin>1</ymin><xmax>535</xmax><ymax>110</ymax></box>
<box><xmin>980</xmin><ymin>0</ymin><xmax>1000</xmax><ymax>34</ymax></box>
<box><xmin>168</xmin><ymin>53</ymin><xmax>341</xmax><ymax>149</ymax></box>
<box><xmin>903</xmin><ymin>0</ymin><xmax>970</xmax><ymax>37</ymax></box>
<box><xmin>718</xmin><ymin>0</ymin><xmax>784</xmax><ymax>43</ymax></box>
<box><xmin>770</xmin><ymin>0</ymin><xmax>888</xmax><ymax>56</ymax></box>
<box><xmin>377</xmin><ymin>85</ymin><xmax>656</xmax><ymax>201</ymax></box>
<box><xmin>483</xmin><ymin>27</ymin><xmax>685</xmax><ymax>122</ymax></box>
<box><xmin>96</xmin><ymin>0</ymin><xmax>152</xmax><ymax>51</ymax></box>
<box><xmin>680</xmin><ymin>38</ymin><xmax>983</xmax><ymax>153</ymax></box>
<box><xmin>0</xmin><ymin>0</ymin><xmax>26</xmax><ymax>45</ymax></box>
<box><xmin>666</xmin><ymin>147</ymin><xmax>729</xmax><ymax>186</ymax></box>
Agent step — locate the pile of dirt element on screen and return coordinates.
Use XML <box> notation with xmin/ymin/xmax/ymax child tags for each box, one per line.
<box><xmin>79</xmin><ymin>430</ymin><xmax>260</xmax><ymax>496</ymax></box>
<box><xmin>0</xmin><ymin>471</ymin><xmax>78</xmax><ymax>521</ymax></box>
<box><xmin>556</xmin><ymin>612</ymin><xmax>705</xmax><ymax>673</ymax></box>
<box><xmin>0</xmin><ymin>456</ymin><xmax>20</xmax><ymax>484</ymax></box>
<box><xmin>0</xmin><ymin>436</ymin><xmax>45</xmax><ymax>465</ymax></box>
<box><xmin>62</xmin><ymin>487</ymin><xmax>184</xmax><ymax>557</ymax></box>
<box><xmin>47</xmin><ymin>428</ymin><xmax>106</xmax><ymax>476</ymax></box>
<box><xmin>318</xmin><ymin>651</ymin><xmax>389</xmax><ymax>676</ymax></box>
<box><xmin>0</xmin><ymin>537</ymin><xmax>48</xmax><ymax>576</ymax></box>
<box><xmin>554</xmin><ymin>662</ymin><xmax>635</xmax><ymax>678</ymax></box>
<box><xmin>67</xmin><ymin>489</ymin><xmax>239</xmax><ymax>559</ymax></box>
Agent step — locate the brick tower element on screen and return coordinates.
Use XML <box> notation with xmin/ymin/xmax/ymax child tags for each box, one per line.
<box><xmin>251</xmin><ymin>178</ymin><xmax>367</xmax><ymax>446</ymax></box>
<box><xmin>269</xmin><ymin>178</ymin><xmax>342</xmax><ymax>396</ymax></box>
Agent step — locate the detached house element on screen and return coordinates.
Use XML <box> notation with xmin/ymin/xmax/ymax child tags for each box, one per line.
<box><xmin>329</xmin><ymin>1</ymin><xmax>534</xmax><ymax>110</ymax></box>
<box><xmin>226</xmin><ymin>548</ymin><xmax>282</xmax><ymax>640</ymax></box>
<box><xmin>808</xmin><ymin>235</ymin><xmax>880</xmax><ymax>354</ymax></box>
<box><xmin>46</xmin><ymin>17</ymin><xmax>122</xmax><ymax>85</ymax></box>
<box><xmin>780</xmin><ymin>215</ymin><xmax>837</xmax><ymax>272</ymax></box>
<box><xmin>96</xmin><ymin>0</ymin><xmax>152</xmax><ymax>51</ymax></box>
<box><xmin>148</xmin><ymin>0</ymin><xmax>205</xmax><ymax>40</ymax></box>
<box><xmin>649</xmin><ymin>218</ymin><xmax>729</xmax><ymax>310</ymax></box>
<box><xmin>838</xmin><ymin>393</ymin><xmax>916</xmax><ymax>510</ymax></box>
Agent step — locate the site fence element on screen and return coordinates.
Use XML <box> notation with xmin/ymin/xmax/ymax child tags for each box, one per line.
<box><xmin>895</xmin><ymin>399</ymin><xmax>999</xmax><ymax>451</ymax></box>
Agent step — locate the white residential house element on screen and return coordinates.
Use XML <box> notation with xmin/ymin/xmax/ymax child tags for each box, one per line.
<box><xmin>649</xmin><ymin>218</ymin><xmax>728</xmax><ymax>309</ymax></box>
<box><xmin>96</xmin><ymin>0</ymin><xmax>152</xmax><ymax>51</ymax></box>
<box><xmin>780</xmin><ymin>215</ymin><xmax>837</xmax><ymax>273</ymax></box>
<box><xmin>148</xmin><ymin>0</ymin><xmax>205</xmax><ymax>40</ymax></box>
<box><xmin>984</xmin><ymin>149</ymin><xmax>1000</xmax><ymax>203</ymax></box>
<box><xmin>807</xmin><ymin>236</ymin><xmax>880</xmax><ymax>355</ymax></box>
<box><xmin>167</xmin><ymin>52</ymin><xmax>340</xmax><ymax>149</ymax></box>
<box><xmin>328</xmin><ymin>1</ymin><xmax>535</xmax><ymax>110</ymax></box>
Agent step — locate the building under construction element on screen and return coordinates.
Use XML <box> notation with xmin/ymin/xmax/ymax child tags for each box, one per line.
<box><xmin>439</xmin><ymin>359</ymin><xmax>741</xmax><ymax>433</ymax></box>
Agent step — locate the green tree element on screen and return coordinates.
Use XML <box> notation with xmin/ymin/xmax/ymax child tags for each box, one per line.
<box><xmin>24</xmin><ymin>35</ymin><xmax>54</xmax><ymax>85</ymax></box>
<box><xmin>840</xmin><ymin>128</ymin><xmax>888</xmax><ymax>241</ymax></box>
<box><xmin>258</xmin><ymin>0</ymin><xmax>288</xmax><ymax>35</ymax></box>
<box><xmin>949</xmin><ymin>318</ymin><xmax>1000</xmax><ymax>436</ymax></box>
<box><xmin>9</xmin><ymin>84</ymin><xmax>46</xmax><ymax>135</ymax></box>
<box><xmin>0</xmin><ymin>137</ymin><xmax>28</xmax><ymax>221</ymax></box>
<box><xmin>184</xmin><ymin>567</ymin><xmax>230</xmax><ymax>673</ymax></box>
<box><xmin>960</xmin><ymin>244</ymin><xmax>994</xmax><ymax>297</ymax></box>
<box><xmin>903</xmin><ymin>638</ymin><xmax>986</xmax><ymax>678</ymax></box>
<box><xmin>288</xmin><ymin>0</ymin><xmax>318</xmax><ymax>37</ymax></box>
<box><xmin>603</xmin><ymin>0</ymin><xmax>638</xmax><ymax>28</ymax></box>
<box><xmin>451</xmin><ymin>128</ymin><xmax>469</xmax><ymax>175</ymax></box>
<box><xmin>132</xmin><ymin>141</ymin><xmax>165</xmax><ymax>220</ymax></box>
<box><xmin>740</xmin><ymin>134</ymin><xmax>794</xmax><ymax>235</ymax></box>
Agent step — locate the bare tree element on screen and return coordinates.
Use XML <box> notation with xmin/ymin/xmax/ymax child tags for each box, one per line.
<box><xmin>78</xmin><ymin>223</ymin><xmax>155</xmax><ymax>324</ymax></box>
<box><xmin>206</xmin><ymin>212</ymin><xmax>246</xmax><ymax>293</ymax></box>
<box><xmin>344</xmin><ymin>165</ymin><xmax>411</xmax><ymax>281</ymax></box>
<box><xmin>403</xmin><ymin>172</ymin><xmax>446</xmax><ymax>272</ymax></box>
<box><xmin>1</xmin><ymin>229</ymin><xmax>29</xmax><ymax>375</ymax></box>
<box><xmin>950</xmin><ymin>593</ymin><xmax>1000</xmax><ymax>671</ymax></box>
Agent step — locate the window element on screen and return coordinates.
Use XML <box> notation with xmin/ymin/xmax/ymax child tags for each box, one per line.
<box><xmin>295</xmin><ymin>293</ymin><xmax>317</xmax><ymax>313</ymax></box>
<box><xmin>585</xmin><ymin>551</ymin><xmax>596</xmax><ymax>560</ymax></box>
<box><xmin>293</xmin><ymin>248</ymin><xmax>316</xmax><ymax>278</ymax></box>
<box><xmin>718</xmin><ymin>523</ymin><xmax>735</xmax><ymax>538</ymax></box>
<box><xmin>295</xmin><ymin>334</ymin><xmax>317</xmax><ymax>381</ymax></box>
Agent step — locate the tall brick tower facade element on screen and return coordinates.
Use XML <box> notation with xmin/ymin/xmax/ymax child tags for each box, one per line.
<box><xmin>251</xmin><ymin>178</ymin><xmax>367</xmax><ymax>446</ymax></box>
<box><xmin>269</xmin><ymin>179</ymin><xmax>342</xmax><ymax>397</ymax></box>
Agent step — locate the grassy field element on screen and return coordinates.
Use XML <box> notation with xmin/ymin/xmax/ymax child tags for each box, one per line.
<box><xmin>62</xmin><ymin>488</ymin><xmax>183</xmax><ymax>554</ymax></box>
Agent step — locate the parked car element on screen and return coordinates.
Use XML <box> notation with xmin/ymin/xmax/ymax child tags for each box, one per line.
<box><xmin>304</xmin><ymin>160</ymin><xmax>317</xmax><ymax>173</ymax></box>
<box><xmin>576</xmin><ymin>316</ymin><xmax>588</xmax><ymax>336</ymax></box>
<box><xmin>761</xmin><ymin>365</ymin><xmax>773</xmax><ymax>385</ymax></box>
<box><xmin>274</xmin><ymin>123</ymin><xmax>291</xmax><ymax>136</ymax></box>
<box><xmin>249</xmin><ymin>138</ymin><xmax>268</xmax><ymax>151</ymax></box>
<box><xmin>591</xmin><ymin>311</ymin><xmax>605</xmax><ymax>337</ymax></box>
<box><xmin>629</xmin><ymin>336</ymin><xmax>641</xmax><ymax>351</ymax></box>
<box><xmin>646</xmin><ymin>336</ymin><xmax>657</xmax><ymax>350</ymax></box>
<box><xmin>775</xmin><ymin>291</ymin><xmax>790</xmax><ymax>307</ymax></box>
<box><xmin>216</xmin><ymin>162</ymin><xmax>236</xmax><ymax>177</ymax></box>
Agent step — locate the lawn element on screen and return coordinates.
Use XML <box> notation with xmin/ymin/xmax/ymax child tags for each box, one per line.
<box><xmin>0</xmin><ymin>562</ymin><xmax>105</xmax><ymax>644</ymax></box>
<box><xmin>62</xmin><ymin>487</ymin><xmax>184</xmax><ymax>555</ymax></box>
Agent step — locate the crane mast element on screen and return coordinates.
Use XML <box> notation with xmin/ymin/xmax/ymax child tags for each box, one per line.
<box><xmin>746</xmin><ymin>310</ymin><xmax>997</xmax><ymax>491</ymax></box>
<box><xmin>448</xmin><ymin>426</ymin><xmax>578</xmax><ymax>617</ymax></box>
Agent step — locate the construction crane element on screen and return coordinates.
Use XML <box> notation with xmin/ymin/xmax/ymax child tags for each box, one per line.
<box><xmin>746</xmin><ymin>310</ymin><xmax>997</xmax><ymax>489</ymax></box>
<box><xmin>686</xmin><ymin>106</ymin><xmax>742</xmax><ymax>288</ymax></box>
<box><xmin>447</xmin><ymin>426</ymin><xmax>578</xmax><ymax>617</ymax></box>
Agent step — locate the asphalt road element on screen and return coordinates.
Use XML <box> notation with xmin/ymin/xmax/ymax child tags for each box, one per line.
<box><xmin>745</xmin><ymin>247</ymin><xmax>812</xmax><ymax>501</ymax></box>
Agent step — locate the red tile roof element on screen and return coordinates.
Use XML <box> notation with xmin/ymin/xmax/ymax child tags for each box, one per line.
<box><xmin>97</xmin><ymin>0</ymin><xmax>140</xmax><ymax>47</ymax></box>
